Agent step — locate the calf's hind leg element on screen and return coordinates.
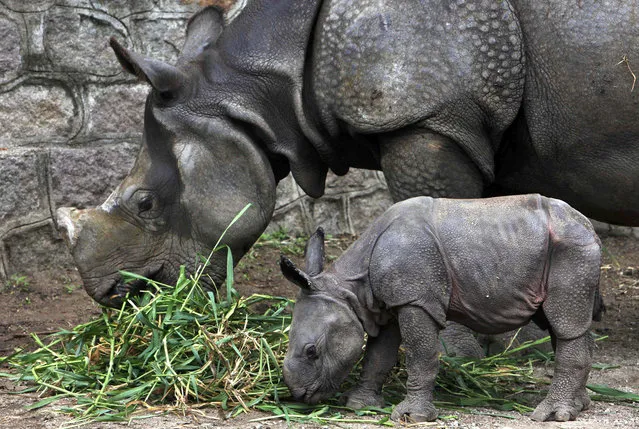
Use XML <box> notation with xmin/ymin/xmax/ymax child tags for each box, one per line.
<box><xmin>531</xmin><ymin>243</ymin><xmax>600</xmax><ymax>421</ymax></box>
<box><xmin>530</xmin><ymin>333</ymin><xmax>594</xmax><ymax>421</ymax></box>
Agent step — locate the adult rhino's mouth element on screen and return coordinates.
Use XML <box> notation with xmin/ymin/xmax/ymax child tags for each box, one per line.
<box><xmin>98</xmin><ymin>264</ymin><xmax>164</xmax><ymax>306</ymax></box>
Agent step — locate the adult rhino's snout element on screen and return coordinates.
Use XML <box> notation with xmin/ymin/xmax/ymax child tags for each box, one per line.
<box><xmin>55</xmin><ymin>204</ymin><xmax>166</xmax><ymax>306</ymax></box>
<box><xmin>56</xmin><ymin>207</ymin><xmax>85</xmax><ymax>250</ymax></box>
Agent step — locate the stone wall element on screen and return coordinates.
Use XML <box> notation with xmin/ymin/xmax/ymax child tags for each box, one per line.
<box><xmin>0</xmin><ymin>1</ymin><xmax>635</xmax><ymax>285</ymax></box>
<box><xmin>0</xmin><ymin>0</ymin><xmax>392</xmax><ymax>284</ymax></box>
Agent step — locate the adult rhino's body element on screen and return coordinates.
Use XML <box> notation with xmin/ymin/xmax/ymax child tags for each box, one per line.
<box><xmin>57</xmin><ymin>0</ymin><xmax>639</xmax><ymax>306</ymax></box>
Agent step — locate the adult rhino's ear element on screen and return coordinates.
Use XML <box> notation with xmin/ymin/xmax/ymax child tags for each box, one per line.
<box><xmin>280</xmin><ymin>255</ymin><xmax>314</xmax><ymax>291</ymax></box>
<box><xmin>305</xmin><ymin>227</ymin><xmax>325</xmax><ymax>277</ymax></box>
<box><xmin>180</xmin><ymin>6</ymin><xmax>225</xmax><ymax>62</ymax></box>
<box><xmin>110</xmin><ymin>37</ymin><xmax>186</xmax><ymax>94</ymax></box>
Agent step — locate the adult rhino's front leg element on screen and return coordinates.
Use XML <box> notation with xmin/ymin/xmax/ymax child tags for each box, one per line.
<box><xmin>379</xmin><ymin>128</ymin><xmax>484</xmax><ymax>201</ymax></box>
<box><xmin>341</xmin><ymin>320</ymin><xmax>401</xmax><ymax>409</ymax></box>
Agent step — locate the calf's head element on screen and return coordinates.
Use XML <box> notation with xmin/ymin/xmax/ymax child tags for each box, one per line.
<box><xmin>280</xmin><ymin>229</ymin><xmax>366</xmax><ymax>404</ymax></box>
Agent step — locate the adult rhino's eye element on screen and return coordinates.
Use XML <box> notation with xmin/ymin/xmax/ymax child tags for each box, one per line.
<box><xmin>132</xmin><ymin>191</ymin><xmax>162</xmax><ymax>219</ymax></box>
<box><xmin>157</xmin><ymin>90</ymin><xmax>175</xmax><ymax>103</ymax></box>
<box><xmin>138</xmin><ymin>196</ymin><xmax>153</xmax><ymax>213</ymax></box>
<box><xmin>304</xmin><ymin>344</ymin><xmax>318</xmax><ymax>360</ymax></box>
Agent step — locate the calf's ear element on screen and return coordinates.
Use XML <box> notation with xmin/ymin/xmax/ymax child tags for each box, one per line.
<box><xmin>305</xmin><ymin>227</ymin><xmax>325</xmax><ymax>276</ymax></box>
<box><xmin>280</xmin><ymin>255</ymin><xmax>314</xmax><ymax>290</ymax></box>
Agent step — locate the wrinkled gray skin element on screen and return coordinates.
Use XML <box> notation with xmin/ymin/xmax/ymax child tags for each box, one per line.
<box><xmin>57</xmin><ymin>0</ymin><xmax>639</xmax><ymax>308</ymax></box>
<box><xmin>282</xmin><ymin>194</ymin><xmax>603</xmax><ymax>422</ymax></box>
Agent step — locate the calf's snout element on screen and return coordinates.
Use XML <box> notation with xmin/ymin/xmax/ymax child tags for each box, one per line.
<box><xmin>282</xmin><ymin>359</ymin><xmax>307</xmax><ymax>402</ymax></box>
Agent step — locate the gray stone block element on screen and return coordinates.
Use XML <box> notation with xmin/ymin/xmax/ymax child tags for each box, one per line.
<box><xmin>0</xmin><ymin>13</ymin><xmax>22</xmax><ymax>83</ymax></box>
<box><xmin>269</xmin><ymin>203</ymin><xmax>308</xmax><ymax>236</ymax></box>
<box><xmin>2</xmin><ymin>220</ymin><xmax>78</xmax><ymax>290</ymax></box>
<box><xmin>153</xmin><ymin>0</ymin><xmax>202</xmax><ymax>13</ymax></box>
<box><xmin>325</xmin><ymin>169</ymin><xmax>384</xmax><ymax>194</ymax></box>
<box><xmin>0</xmin><ymin>83</ymin><xmax>76</xmax><ymax>145</ymax></box>
<box><xmin>0</xmin><ymin>149</ymin><xmax>49</xmax><ymax>230</ymax></box>
<box><xmin>0</xmin><ymin>0</ymin><xmax>54</xmax><ymax>12</ymax></box>
<box><xmin>49</xmin><ymin>142</ymin><xmax>140</xmax><ymax>209</ymax></box>
<box><xmin>270</xmin><ymin>170</ymin><xmax>392</xmax><ymax>235</ymax></box>
<box><xmin>375</xmin><ymin>170</ymin><xmax>388</xmax><ymax>187</ymax></box>
<box><xmin>77</xmin><ymin>0</ymin><xmax>156</xmax><ymax>19</ymax></box>
<box><xmin>348</xmin><ymin>190</ymin><xmax>393</xmax><ymax>234</ymax></box>
<box><xmin>589</xmin><ymin>218</ymin><xmax>612</xmax><ymax>236</ymax></box>
<box><xmin>86</xmin><ymin>83</ymin><xmax>148</xmax><ymax>138</ymax></box>
<box><xmin>44</xmin><ymin>7</ymin><xmax>127</xmax><ymax>75</ymax></box>
<box><xmin>303</xmin><ymin>197</ymin><xmax>348</xmax><ymax>234</ymax></box>
<box><xmin>274</xmin><ymin>174</ymin><xmax>302</xmax><ymax>210</ymax></box>
<box><xmin>610</xmin><ymin>224</ymin><xmax>634</xmax><ymax>237</ymax></box>
<box><xmin>23</xmin><ymin>12</ymin><xmax>49</xmax><ymax>70</ymax></box>
<box><xmin>132</xmin><ymin>16</ymin><xmax>189</xmax><ymax>65</ymax></box>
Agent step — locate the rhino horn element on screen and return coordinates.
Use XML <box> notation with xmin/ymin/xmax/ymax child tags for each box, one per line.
<box><xmin>181</xmin><ymin>6</ymin><xmax>225</xmax><ymax>62</ymax></box>
<box><xmin>109</xmin><ymin>37</ymin><xmax>186</xmax><ymax>94</ymax></box>
<box><xmin>280</xmin><ymin>255</ymin><xmax>314</xmax><ymax>291</ymax></box>
<box><xmin>305</xmin><ymin>227</ymin><xmax>325</xmax><ymax>276</ymax></box>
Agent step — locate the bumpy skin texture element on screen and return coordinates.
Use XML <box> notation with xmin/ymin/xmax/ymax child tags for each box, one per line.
<box><xmin>496</xmin><ymin>1</ymin><xmax>639</xmax><ymax>225</ymax></box>
<box><xmin>58</xmin><ymin>0</ymin><xmax>638</xmax><ymax>307</ymax></box>
<box><xmin>313</xmin><ymin>0</ymin><xmax>524</xmax><ymax>183</ymax></box>
<box><xmin>282</xmin><ymin>194</ymin><xmax>602</xmax><ymax>422</ymax></box>
<box><xmin>341</xmin><ymin>320</ymin><xmax>401</xmax><ymax>409</ymax></box>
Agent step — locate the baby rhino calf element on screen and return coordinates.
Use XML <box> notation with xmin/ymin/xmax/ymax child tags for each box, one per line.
<box><xmin>281</xmin><ymin>194</ymin><xmax>603</xmax><ymax>422</ymax></box>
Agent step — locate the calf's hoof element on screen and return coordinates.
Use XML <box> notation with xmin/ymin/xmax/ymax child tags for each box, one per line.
<box><xmin>575</xmin><ymin>390</ymin><xmax>591</xmax><ymax>411</ymax></box>
<box><xmin>340</xmin><ymin>388</ymin><xmax>385</xmax><ymax>409</ymax></box>
<box><xmin>531</xmin><ymin>397</ymin><xmax>587</xmax><ymax>422</ymax></box>
<box><xmin>391</xmin><ymin>398</ymin><xmax>437</xmax><ymax>422</ymax></box>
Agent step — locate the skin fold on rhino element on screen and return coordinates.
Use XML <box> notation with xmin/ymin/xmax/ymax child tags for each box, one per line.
<box><xmin>281</xmin><ymin>194</ymin><xmax>603</xmax><ymax>422</ymax></box>
<box><xmin>57</xmin><ymin>1</ymin><xmax>639</xmax><ymax>311</ymax></box>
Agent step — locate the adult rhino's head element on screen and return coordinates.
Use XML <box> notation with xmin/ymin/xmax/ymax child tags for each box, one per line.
<box><xmin>280</xmin><ymin>229</ymin><xmax>366</xmax><ymax>404</ymax></box>
<box><xmin>56</xmin><ymin>6</ymin><xmax>314</xmax><ymax>306</ymax></box>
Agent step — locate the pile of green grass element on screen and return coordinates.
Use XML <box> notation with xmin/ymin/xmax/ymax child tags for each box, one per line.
<box><xmin>1</xmin><ymin>271</ymin><xmax>635</xmax><ymax>427</ymax></box>
<box><xmin>0</xmin><ymin>208</ymin><xmax>636</xmax><ymax>426</ymax></box>
<box><xmin>0</xmin><ymin>272</ymin><xmax>546</xmax><ymax>426</ymax></box>
<box><xmin>1</xmin><ymin>276</ymin><xmax>291</xmax><ymax>424</ymax></box>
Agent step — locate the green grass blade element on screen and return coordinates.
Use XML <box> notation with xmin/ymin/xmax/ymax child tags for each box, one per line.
<box><xmin>587</xmin><ymin>384</ymin><xmax>639</xmax><ymax>401</ymax></box>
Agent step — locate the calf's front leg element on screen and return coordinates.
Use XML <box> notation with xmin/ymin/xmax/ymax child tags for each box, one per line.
<box><xmin>342</xmin><ymin>320</ymin><xmax>401</xmax><ymax>409</ymax></box>
<box><xmin>391</xmin><ymin>305</ymin><xmax>441</xmax><ymax>422</ymax></box>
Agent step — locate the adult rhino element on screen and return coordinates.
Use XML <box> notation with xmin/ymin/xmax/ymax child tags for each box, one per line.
<box><xmin>57</xmin><ymin>0</ymin><xmax>639</xmax><ymax>307</ymax></box>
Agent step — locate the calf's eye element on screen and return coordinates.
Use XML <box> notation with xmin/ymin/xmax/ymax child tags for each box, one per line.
<box><xmin>305</xmin><ymin>344</ymin><xmax>318</xmax><ymax>360</ymax></box>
